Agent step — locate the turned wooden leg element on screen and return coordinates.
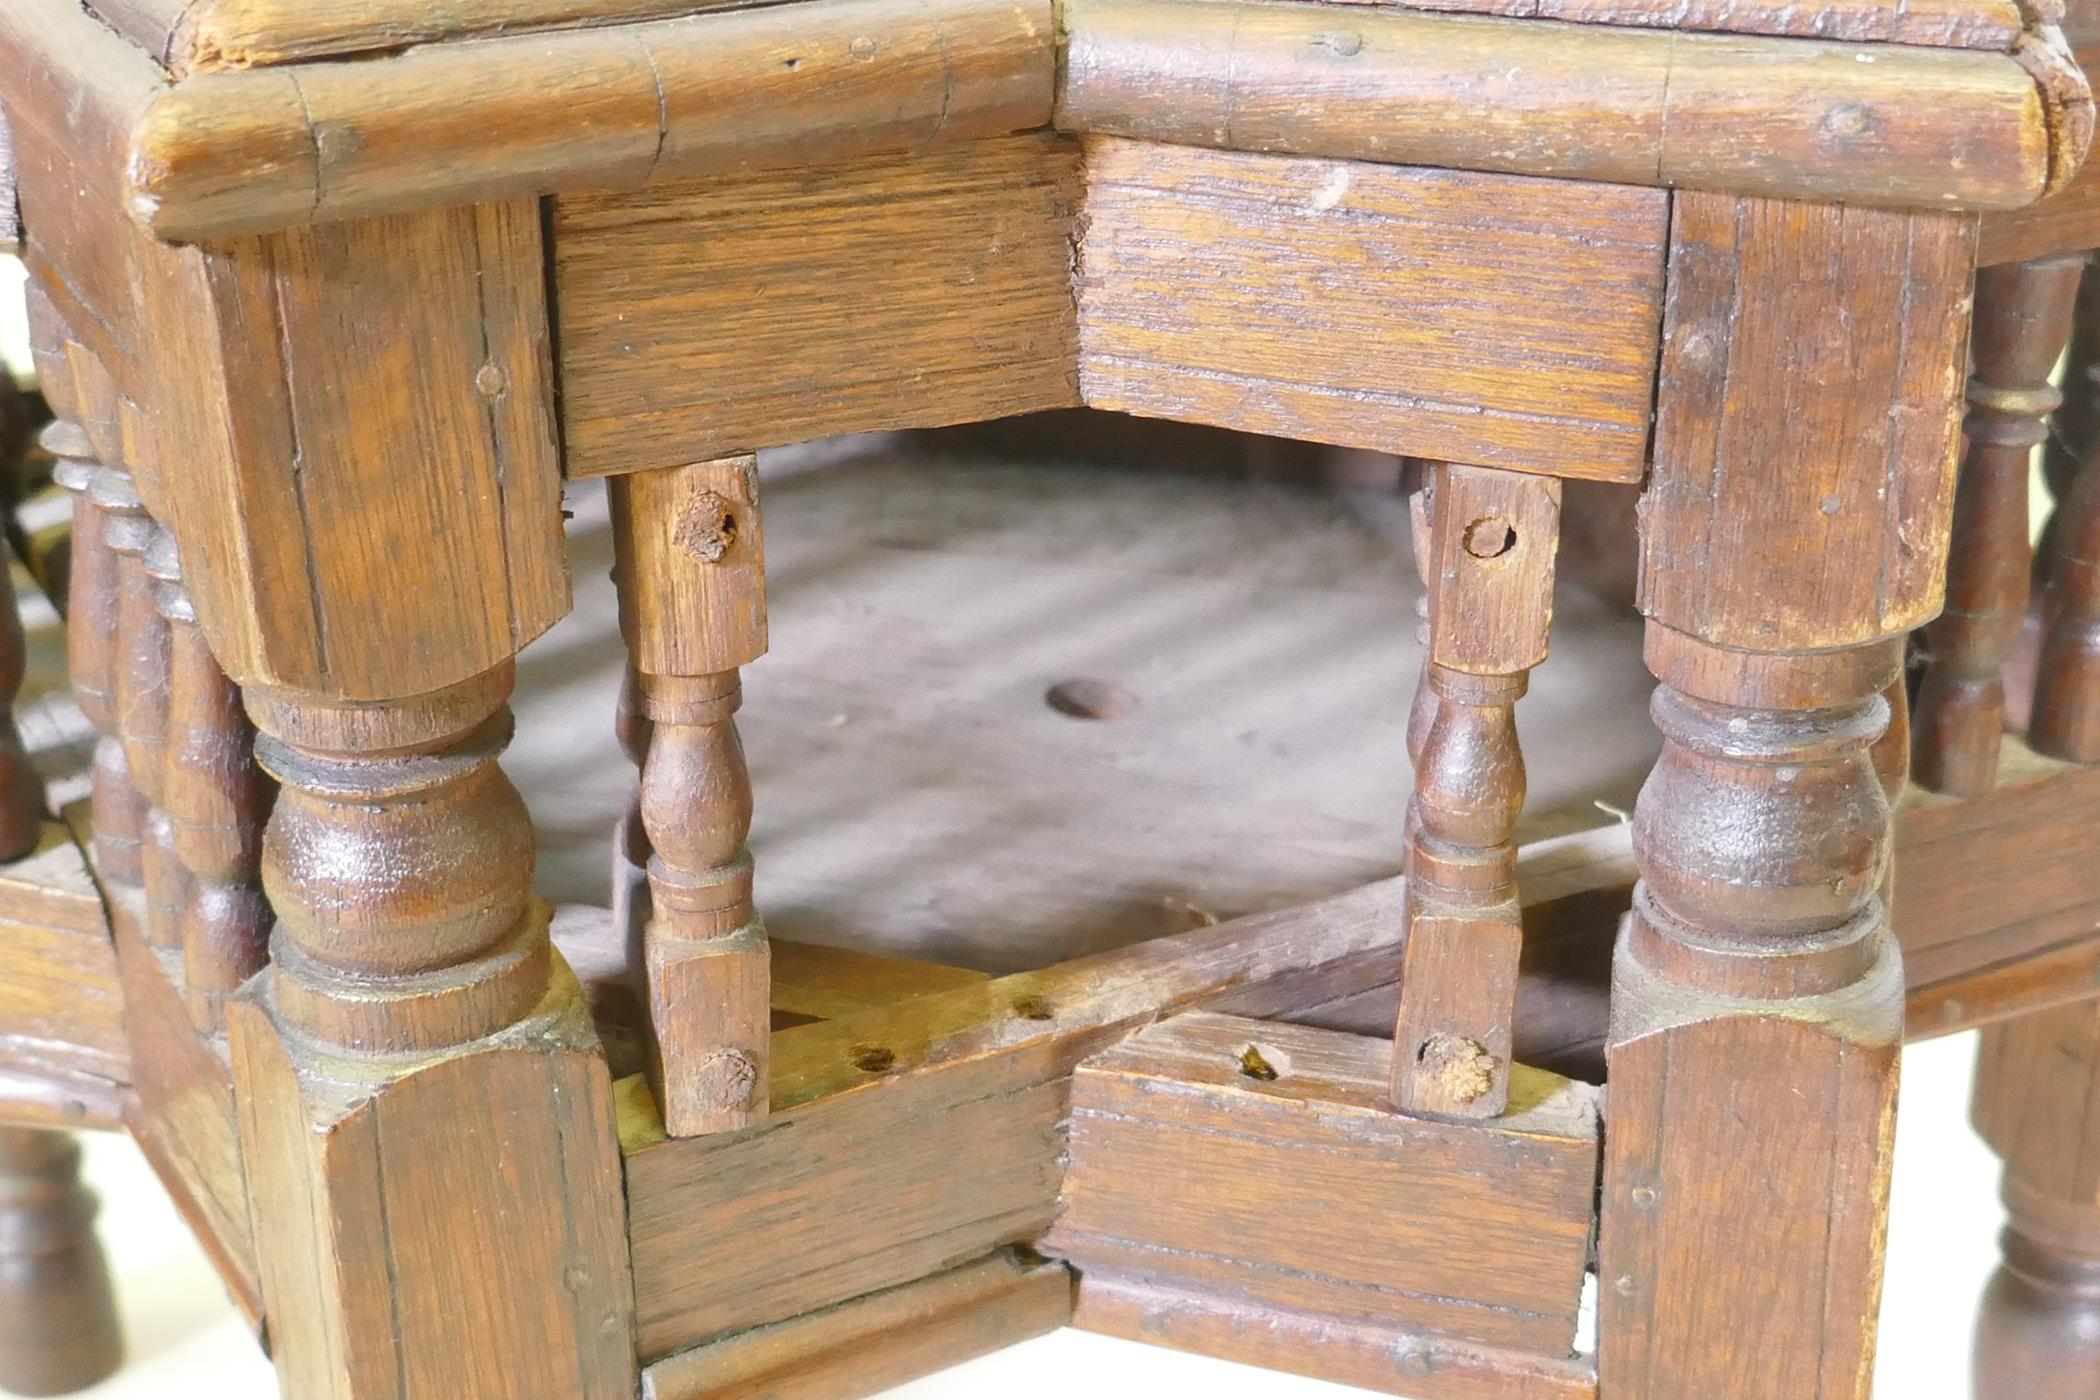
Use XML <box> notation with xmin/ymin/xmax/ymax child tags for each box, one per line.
<box><xmin>1391</xmin><ymin>463</ymin><xmax>1559</xmax><ymax>1119</ymax></box>
<box><xmin>227</xmin><ymin>666</ymin><xmax>637</xmax><ymax>1398</ymax></box>
<box><xmin>45</xmin><ymin>425</ymin><xmax>142</xmax><ymax>887</ymax></box>
<box><xmin>1599</xmin><ymin>193</ymin><xmax>1973</xmax><ymax>1397</ymax></box>
<box><xmin>1915</xmin><ymin>254</ymin><xmax>2084</xmax><ymax>795</ymax></box>
<box><xmin>2035</xmin><ymin>374</ymin><xmax>2100</xmax><ymax>759</ymax></box>
<box><xmin>610</xmin><ymin>458</ymin><xmax>772</xmax><ymax>1136</ymax></box>
<box><xmin>0</xmin><ymin>536</ymin><xmax>47</xmax><ymax>863</ymax></box>
<box><xmin>0</xmin><ymin>1128</ymin><xmax>122</xmax><ymax>1397</ymax></box>
<box><xmin>1972</xmin><ymin>997</ymin><xmax>2100</xmax><ymax>1397</ymax></box>
<box><xmin>151</xmin><ymin>539</ymin><xmax>272</xmax><ymax>1035</ymax></box>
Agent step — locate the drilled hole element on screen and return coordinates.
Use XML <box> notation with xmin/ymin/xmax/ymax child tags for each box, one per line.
<box><xmin>1462</xmin><ymin>517</ymin><xmax>1516</xmax><ymax>560</ymax></box>
<box><xmin>1045</xmin><ymin>677</ymin><xmax>1137</xmax><ymax>720</ymax></box>
<box><xmin>1239</xmin><ymin>1045</ymin><xmax>1281</xmax><ymax>1081</ymax></box>
<box><xmin>1012</xmin><ymin>995</ymin><xmax>1055</xmax><ymax>1021</ymax></box>
<box><xmin>850</xmin><ymin>1044</ymin><xmax>896</xmax><ymax>1074</ymax></box>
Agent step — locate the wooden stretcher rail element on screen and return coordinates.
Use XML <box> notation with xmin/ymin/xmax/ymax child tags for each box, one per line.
<box><xmin>3</xmin><ymin>0</ymin><xmax>2087</xmax><ymax>246</ymax></box>
<box><xmin>1057</xmin><ymin>0</ymin><xmax>2088</xmax><ymax>213</ymax></box>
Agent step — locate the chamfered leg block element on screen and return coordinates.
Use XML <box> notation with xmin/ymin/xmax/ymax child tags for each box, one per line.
<box><xmin>1600</xmin><ymin>192</ymin><xmax>1975</xmax><ymax>1398</ymax></box>
<box><xmin>227</xmin><ymin>668</ymin><xmax>638</xmax><ymax>1400</ymax></box>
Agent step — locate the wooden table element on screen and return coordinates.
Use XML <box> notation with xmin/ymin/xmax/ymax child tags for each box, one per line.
<box><xmin>0</xmin><ymin>0</ymin><xmax>2096</xmax><ymax>1395</ymax></box>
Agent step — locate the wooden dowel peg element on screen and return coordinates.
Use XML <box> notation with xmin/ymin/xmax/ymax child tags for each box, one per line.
<box><xmin>611</xmin><ymin>456</ymin><xmax>772</xmax><ymax>1136</ymax></box>
<box><xmin>1390</xmin><ymin>462</ymin><xmax>1560</xmax><ymax>1120</ymax></box>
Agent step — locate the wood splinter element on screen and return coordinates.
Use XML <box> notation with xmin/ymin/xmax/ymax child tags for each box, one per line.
<box><xmin>1391</xmin><ymin>462</ymin><xmax>1561</xmax><ymax>1120</ymax></box>
<box><xmin>611</xmin><ymin>457</ymin><xmax>772</xmax><ymax>1136</ymax></box>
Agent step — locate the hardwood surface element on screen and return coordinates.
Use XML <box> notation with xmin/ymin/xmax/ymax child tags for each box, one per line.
<box><xmin>88</xmin><ymin>0</ymin><xmax>2028</xmax><ymax>77</ymax></box>
<box><xmin>1047</xmin><ymin>1012</ymin><xmax>1599</xmax><ymax>1358</ymax></box>
<box><xmin>130</xmin><ymin>0</ymin><xmax>1058</xmax><ymax>242</ymax></box>
<box><xmin>640</xmin><ymin>1250</ymin><xmax>1069</xmax><ymax>1400</ymax></box>
<box><xmin>1602</xmin><ymin>193</ymin><xmax>1971</xmax><ymax>1399</ymax></box>
<box><xmin>1076</xmin><ymin>142</ymin><xmax>1665</xmax><ymax>483</ymax></box>
<box><xmin>1058</xmin><ymin>0</ymin><xmax>2073</xmax><ymax>210</ymax></box>
<box><xmin>554</xmin><ymin>135</ymin><xmax>1081</xmax><ymax>478</ymax></box>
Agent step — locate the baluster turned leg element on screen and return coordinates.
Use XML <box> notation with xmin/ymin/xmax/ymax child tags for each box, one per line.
<box><xmin>148</xmin><ymin>537</ymin><xmax>272</xmax><ymax>1034</ymax></box>
<box><xmin>1391</xmin><ymin>463</ymin><xmax>1559</xmax><ymax>1119</ymax></box>
<box><xmin>0</xmin><ymin>1128</ymin><xmax>122</xmax><ymax>1397</ymax></box>
<box><xmin>2041</xmin><ymin>257</ymin><xmax>2100</xmax><ymax>583</ymax></box>
<box><xmin>229</xmin><ymin>666</ymin><xmax>636</xmax><ymax>1398</ymax></box>
<box><xmin>610</xmin><ymin>457</ymin><xmax>771</xmax><ymax>1135</ymax></box>
<box><xmin>0</xmin><ymin>531</ymin><xmax>47</xmax><ymax>860</ymax></box>
<box><xmin>44</xmin><ymin>424</ymin><xmax>142</xmax><ymax>887</ymax></box>
<box><xmin>612</xmin><ymin>662</ymin><xmax>654</xmax><ymax>972</ymax></box>
<box><xmin>1915</xmin><ymin>255</ymin><xmax>2084</xmax><ymax>794</ymax></box>
<box><xmin>1971</xmin><ymin>996</ymin><xmax>2100</xmax><ymax>1397</ymax></box>
<box><xmin>1599</xmin><ymin>194</ymin><xmax>1971</xmax><ymax>1397</ymax></box>
<box><xmin>2036</xmin><ymin>322</ymin><xmax>2100</xmax><ymax>758</ymax></box>
<box><xmin>100</xmin><ymin>495</ymin><xmax>188</xmax><ymax>955</ymax></box>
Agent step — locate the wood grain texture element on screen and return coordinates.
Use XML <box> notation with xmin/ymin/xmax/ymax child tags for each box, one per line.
<box><xmin>1071</xmin><ymin>1274</ymin><xmax>1597</xmax><ymax>1400</ymax></box>
<box><xmin>0</xmin><ymin>823</ymin><xmax>128</xmax><ymax>1126</ymax></box>
<box><xmin>1971</xmin><ymin>996</ymin><xmax>2100</xmax><ymax>1398</ymax></box>
<box><xmin>640</xmin><ymin>1250</ymin><xmax>1070</xmax><ymax>1400</ymax></box>
<box><xmin>108</xmin><ymin>887</ymin><xmax>262</xmax><ymax>1320</ymax></box>
<box><xmin>1604</xmin><ymin>193</ymin><xmax>1959</xmax><ymax>1399</ymax></box>
<box><xmin>229</xmin><ymin>968</ymin><xmax>638</xmax><ymax>1400</ymax></box>
<box><xmin>1640</xmin><ymin>194</ymin><xmax>1974</xmax><ymax>650</ymax></box>
<box><xmin>1393</xmin><ymin>466</ymin><xmax>1560</xmax><ymax>1116</ymax></box>
<box><xmin>125</xmin><ymin>0</ymin><xmax>1056</xmax><ymax>242</ymax></box>
<box><xmin>555</xmin><ymin>133</ymin><xmax>1081</xmax><ymax>476</ymax></box>
<box><xmin>1046</xmin><ymin>1013</ymin><xmax>1599</xmax><ymax>1357</ymax></box>
<box><xmin>155</xmin><ymin>200</ymin><xmax>571</xmax><ymax>701</ymax></box>
<box><xmin>91</xmin><ymin>0</ymin><xmax>2028</xmax><ymax>76</ymax></box>
<box><xmin>624</xmin><ymin>870</ymin><xmax>1412</xmax><ymax>1359</ymax></box>
<box><xmin>1057</xmin><ymin>0</ymin><xmax>2069</xmax><ymax>211</ymax></box>
<box><xmin>613</xmin><ymin>461</ymin><xmax>773</xmax><ymax>1134</ymax></box>
<box><xmin>1077</xmin><ymin>139</ymin><xmax>1666</xmax><ymax>483</ymax></box>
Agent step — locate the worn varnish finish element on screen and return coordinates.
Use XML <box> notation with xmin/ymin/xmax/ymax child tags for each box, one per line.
<box><xmin>623</xmin><ymin>872</ymin><xmax>1413</xmax><ymax>1358</ymax></box>
<box><xmin>554</xmin><ymin>134</ymin><xmax>1081</xmax><ymax>478</ymax></box>
<box><xmin>1392</xmin><ymin>465</ymin><xmax>1560</xmax><ymax>1117</ymax></box>
<box><xmin>151</xmin><ymin>541</ymin><xmax>271</xmax><ymax>1036</ymax></box>
<box><xmin>1916</xmin><ymin>254</ymin><xmax>2085</xmax><ymax>796</ymax></box>
<box><xmin>612</xmin><ymin>460</ymin><xmax>772</xmax><ymax>1136</ymax></box>
<box><xmin>1048</xmin><ymin>1014</ymin><xmax>1598</xmax><ymax>1367</ymax></box>
<box><xmin>1602</xmin><ymin>194</ymin><xmax>1972</xmax><ymax>1398</ymax></box>
<box><xmin>640</xmin><ymin>1250</ymin><xmax>1070</xmax><ymax>1400</ymax></box>
<box><xmin>127</xmin><ymin>0</ymin><xmax>1058</xmax><ymax>242</ymax></box>
<box><xmin>228</xmin><ymin>667</ymin><xmax>637</xmax><ymax>1399</ymax></box>
<box><xmin>1058</xmin><ymin>0</ymin><xmax>2078</xmax><ymax>211</ymax></box>
<box><xmin>86</xmin><ymin>0</ymin><xmax>2027</xmax><ymax>76</ymax></box>
<box><xmin>1077</xmin><ymin>140</ymin><xmax>1667</xmax><ymax>482</ymax></box>
<box><xmin>0</xmin><ymin>1128</ymin><xmax>122</xmax><ymax>1397</ymax></box>
<box><xmin>0</xmin><ymin>824</ymin><xmax>129</xmax><ymax>1127</ymax></box>
<box><xmin>1972</xmin><ymin>995</ymin><xmax>2100</xmax><ymax>1397</ymax></box>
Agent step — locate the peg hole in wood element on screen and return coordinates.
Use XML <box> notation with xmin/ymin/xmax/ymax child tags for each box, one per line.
<box><xmin>850</xmin><ymin>1044</ymin><xmax>895</xmax><ymax>1074</ymax></box>
<box><xmin>1046</xmin><ymin>677</ymin><xmax>1137</xmax><ymax>720</ymax></box>
<box><xmin>1462</xmin><ymin>517</ymin><xmax>1516</xmax><ymax>560</ymax></box>
<box><xmin>1416</xmin><ymin>1032</ymin><xmax>1495</xmax><ymax>1102</ymax></box>
<box><xmin>1238</xmin><ymin>1044</ymin><xmax>1285</xmax><ymax>1081</ymax></box>
<box><xmin>1012</xmin><ymin>994</ymin><xmax>1055</xmax><ymax>1021</ymax></box>
<box><xmin>674</xmin><ymin>491</ymin><xmax>739</xmax><ymax>562</ymax></box>
<box><xmin>783</xmin><ymin>55</ymin><xmax>802</xmax><ymax>69</ymax></box>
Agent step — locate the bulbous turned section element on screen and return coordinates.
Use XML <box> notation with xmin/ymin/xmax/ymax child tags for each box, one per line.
<box><xmin>1409</xmin><ymin>667</ymin><xmax>1525</xmax><ymax>905</ymax></box>
<box><xmin>1975</xmin><ymin>1227</ymin><xmax>2100</xmax><ymax>1398</ymax></box>
<box><xmin>0</xmin><ymin>1129</ymin><xmax>121</xmax><ymax>1397</ymax></box>
<box><xmin>247</xmin><ymin>665</ymin><xmax>549</xmax><ymax>1053</ymax></box>
<box><xmin>1634</xmin><ymin>685</ymin><xmax>1890</xmax><ymax>945</ymax></box>
<box><xmin>47</xmin><ymin>425</ymin><xmax>142</xmax><ymax>887</ymax></box>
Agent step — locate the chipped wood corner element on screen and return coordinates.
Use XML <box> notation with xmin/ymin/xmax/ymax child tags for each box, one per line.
<box><xmin>2014</xmin><ymin>21</ymin><xmax>2098</xmax><ymax>198</ymax></box>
